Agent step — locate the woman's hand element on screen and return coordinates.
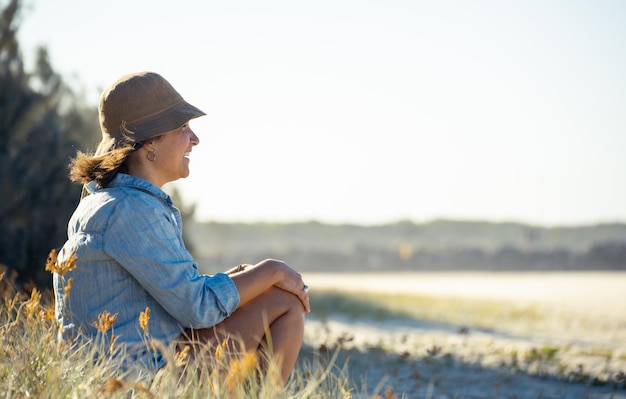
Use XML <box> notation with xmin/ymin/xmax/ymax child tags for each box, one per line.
<box><xmin>230</xmin><ymin>259</ymin><xmax>310</xmax><ymax>313</ymax></box>
<box><xmin>272</xmin><ymin>260</ymin><xmax>310</xmax><ymax>313</ymax></box>
<box><xmin>225</xmin><ymin>264</ymin><xmax>249</xmax><ymax>275</ymax></box>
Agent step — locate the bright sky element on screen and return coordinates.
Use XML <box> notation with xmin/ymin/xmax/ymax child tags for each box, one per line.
<box><xmin>17</xmin><ymin>0</ymin><xmax>626</xmax><ymax>226</ymax></box>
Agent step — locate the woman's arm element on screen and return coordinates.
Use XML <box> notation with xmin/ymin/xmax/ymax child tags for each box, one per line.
<box><xmin>229</xmin><ymin>259</ymin><xmax>310</xmax><ymax>313</ymax></box>
<box><xmin>105</xmin><ymin>196</ymin><xmax>240</xmax><ymax>328</ymax></box>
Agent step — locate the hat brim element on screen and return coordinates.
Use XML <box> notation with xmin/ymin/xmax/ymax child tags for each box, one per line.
<box><xmin>94</xmin><ymin>100</ymin><xmax>205</xmax><ymax>156</ymax></box>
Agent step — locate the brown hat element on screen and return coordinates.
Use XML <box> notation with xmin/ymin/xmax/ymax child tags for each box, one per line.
<box><xmin>95</xmin><ymin>72</ymin><xmax>206</xmax><ymax>156</ymax></box>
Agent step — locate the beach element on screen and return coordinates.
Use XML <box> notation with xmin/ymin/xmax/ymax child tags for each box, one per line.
<box><xmin>300</xmin><ymin>271</ymin><xmax>626</xmax><ymax>398</ymax></box>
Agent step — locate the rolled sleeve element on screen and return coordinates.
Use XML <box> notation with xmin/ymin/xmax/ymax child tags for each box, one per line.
<box><xmin>104</xmin><ymin>193</ymin><xmax>240</xmax><ymax>329</ymax></box>
<box><xmin>203</xmin><ymin>273</ymin><xmax>240</xmax><ymax>319</ymax></box>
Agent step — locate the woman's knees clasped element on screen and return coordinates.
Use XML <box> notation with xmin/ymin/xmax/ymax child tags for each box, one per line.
<box><xmin>267</xmin><ymin>287</ymin><xmax>307</xmax><ymax>317</ymax></box>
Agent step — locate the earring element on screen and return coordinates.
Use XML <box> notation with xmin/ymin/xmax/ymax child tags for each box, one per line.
<box><xmin>146</xmin><ymin>149</ymin><xmax>157</xmax><ymax>162</ymax></box>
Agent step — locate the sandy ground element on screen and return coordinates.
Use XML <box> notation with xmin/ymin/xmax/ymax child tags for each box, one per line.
<box><xmin>300</xmin><ymin>272</ymin><xmax>626</xmax><ymax>398</ymax></box>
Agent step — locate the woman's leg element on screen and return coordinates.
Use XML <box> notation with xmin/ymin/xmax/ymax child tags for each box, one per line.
<box><xmin>187</xmin><ymin>287</ymin><xmax>305</xmax><ymax>383</ymax></box>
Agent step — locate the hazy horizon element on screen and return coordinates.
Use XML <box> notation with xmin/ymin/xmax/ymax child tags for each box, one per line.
<box><xmin>187</xmin><ymin>214</ymin><xmax>626</xmax><ymax>228</ymax></box>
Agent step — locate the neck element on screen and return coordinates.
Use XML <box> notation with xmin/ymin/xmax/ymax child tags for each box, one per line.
<box><xmin>126</xmin><ymin>154</ymin><xmax>166</xmax><ymax>188</ymax></box>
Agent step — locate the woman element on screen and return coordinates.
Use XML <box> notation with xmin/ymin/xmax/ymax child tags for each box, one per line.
<box><xmin>53</xmin><ymin>71</ymin><xmax>309</xmax><ymax>383</ymax></box>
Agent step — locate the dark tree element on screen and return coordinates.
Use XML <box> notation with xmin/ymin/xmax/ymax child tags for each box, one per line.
<box><xmin>0</xmin><ymin>0</ymin><xmax>99</xmax><ymax>288</ymax></box>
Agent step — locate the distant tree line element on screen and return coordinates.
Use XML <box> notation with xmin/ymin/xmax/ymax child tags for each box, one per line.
<box><xmin>189</xmin><ymin>220</ymin><xmax>626</xmax><ymax>273</ymax></box>
<box><xmin>0</xmin><ymin>0</ymin><xmax>99</xmax><ymax>287</ymax></box>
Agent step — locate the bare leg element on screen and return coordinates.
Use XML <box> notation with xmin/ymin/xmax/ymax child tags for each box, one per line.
<box><xmin>186</xmin><ymin>287</ymin><xmax>305</xmax><ymax>384</ymax></box>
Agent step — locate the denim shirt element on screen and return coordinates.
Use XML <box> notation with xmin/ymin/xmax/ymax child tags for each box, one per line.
<box><xmin>53</xmin><ymin>173</ymin><xmax>240</xmax><ymax>369</ymax></box>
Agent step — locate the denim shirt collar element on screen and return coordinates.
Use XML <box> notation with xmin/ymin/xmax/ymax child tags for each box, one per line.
<box><xmin>85</xmin><ymin>174</ymin><xmax>173</xmax><ymax>206</ymax></box>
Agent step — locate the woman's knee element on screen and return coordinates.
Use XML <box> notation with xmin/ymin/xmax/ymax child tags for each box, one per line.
<box><xmin>266</xmin><ymin>287</ymin><xmax>306</xmax><ymax>315</ymax></box>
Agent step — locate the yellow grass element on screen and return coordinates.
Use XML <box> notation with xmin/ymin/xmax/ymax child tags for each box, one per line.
<box><xmin>0</xmin><ymin>255</ymin><xmax>374</xmax><ymax>399</ymax></box>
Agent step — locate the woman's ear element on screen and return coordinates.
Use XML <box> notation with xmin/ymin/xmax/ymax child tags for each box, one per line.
<box><xmin>142</xmin><ymin>134</ymin><xmax>164</xmax><ymax>149</ymax></box>
<box><xmin>141</xmin><ymin>139</ymin><xmax>157</xmax><ymax>153</ymax></box>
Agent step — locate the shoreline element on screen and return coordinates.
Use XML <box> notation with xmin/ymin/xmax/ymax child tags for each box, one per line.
<box><xmin>301</xmin><ymin>271</ymin><xmax>626</xmax><ymax>398</ymax></box>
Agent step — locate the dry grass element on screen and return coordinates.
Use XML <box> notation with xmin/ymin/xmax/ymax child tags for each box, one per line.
<box><xmin>0</xmin><ymin>255</ymin><xmax>374</xmax><ymax>399</ymax></box>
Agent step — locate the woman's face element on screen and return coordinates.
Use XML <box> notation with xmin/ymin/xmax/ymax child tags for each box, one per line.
<box><xmin>150</xmin><ymin>122</ymin><xmax>200</xmax><ymax>185</ymax></box>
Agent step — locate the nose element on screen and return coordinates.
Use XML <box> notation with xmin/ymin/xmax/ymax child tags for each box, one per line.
<box><xmin>189</xmin><ymin>128</ymin><xmax>200</xmax><ymax>146</ymax></box>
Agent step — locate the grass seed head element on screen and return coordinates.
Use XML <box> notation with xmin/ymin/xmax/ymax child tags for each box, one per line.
<box><xmin>226</xmin><ymin>352</ymin><xmax>259</xmax><ymax>392</ymax></box>
<box><xmin>139</xmin><ymin>307</ymin><xmax>150</xmax><ymax>335</ymax></box>
<box><xmin>44</xmin><ymin>305</ymin><xmax>55</xmax><ymax>322</ymax></box>
<box><xmin>45</xmin><ymin>249</ymin><xmax>77</xmax><ymax>276</ymax></box>
<box><xmin>63</xmin><ymin>277</ymin><xmax>73</xmax><ymax>298</ymax></box>
<box><xmin>100</xmin><ymin>377</ymin><xmax>125</xmax><ymax>394</ymax></box>
<box><xmin>24</xmin><ymin>288</ymin><xmax>42</xmax><ymax>319</ymax></box>
<box><xmin>109</xmin><ymin>334</ymin><xmax>118</xmax><ymax>355</ymax></box>
<box><xmin>176</xmin><ymin>344</ymin><xmax>190</xmax><ymax>367</ymax></box>
<box><xmin>93</xmin><ymin>310</ymin><xmax>118</xmax><ymax>334</ymax></box>
<box><xmin>214</xmin><ymin>337</ymin><xmax>229</xmax><ymax>362</ymax></box>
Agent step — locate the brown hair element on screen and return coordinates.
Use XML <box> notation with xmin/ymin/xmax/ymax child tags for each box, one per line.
<box><xmin>69</xmin><ymin>145</ymin><xmax>136</xmax><ymax>188</ymax></box>
<box><xmin>70</xmin><ymin>133</ymin><xmax>165</xmax><ymax>189</ymax></box>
